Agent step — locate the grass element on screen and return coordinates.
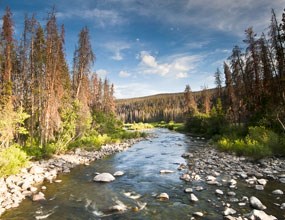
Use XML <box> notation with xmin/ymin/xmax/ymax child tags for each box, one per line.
<box><xmin>152</xmin><ymin>121</ymin><xmax>185</xmax><ymax>131</ymax></box>
<box><xmin>216</xmin><ymin>126</ymin><xmax>285</xmax><ymax>159</ymax></box>
<box><xmin>124</xmin><ymin>122</ymin><xmax>154</xmax><ymax>130</ymax></box>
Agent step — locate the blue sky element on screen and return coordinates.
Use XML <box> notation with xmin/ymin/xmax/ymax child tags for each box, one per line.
<box><xmin>0</xmin><ymin>0</ymin><xmax>284</xmax><ymax>98</ymax></box>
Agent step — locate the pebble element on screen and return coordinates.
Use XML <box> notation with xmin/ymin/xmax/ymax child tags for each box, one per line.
<box><xmin>184</xmin><ymin>188</ymin><xmax>193</xmax><ymax>193</ymax></box>
<box><xmin>190</xmin><ymin>193</ymin><xmax>199</xmax><ymax>202</ymax></box>
<box><xmin>272</xmin><ymin>189</ymin><xmax>283</xmax><ymax>195</ymax></box>
<box><xmin>223</xmin><ymin>207</ymin><xmax>236</xmax><ymax>216</ymax></box>
<box><xmin>157</xmin><ymin>193</ymin><xmax>169</xmax><ymax>200</ymax></box>
<box><xmin>255</xmin><ymin>185</ymin><xmax>264</xmax><ymax>190</ymax></box>
<box><xmin>281</xmin><ymin>203</ymin><xmax>285</xmax><ymax>210</ymax></box>
<box><xmin>248</xmin><ymin>209</ymin><xmax>277</xmax><ymax>220</ymax></box>
<box><xmin>215</xmin><ymin>189</ymin><xmax>224</xmax><ymax>196</ymax></box>
<box><xmin>227</xmin><ymin>191</ymin><xmax>236</xmax><ymax>196</ymax></box>
<box><xmin>113</xmin><ymin>171</ymin><xmax>125</xmax><ymax>176</ymax></box>
<box><xmin>193</xmin><ymin>212</ymin><xmax>203</xmax><ymax>217</ymax></box>
<box><xmin>160</xmin><ymin>170</ymin><xmax>174</xmax><ymax>174</ymax></box>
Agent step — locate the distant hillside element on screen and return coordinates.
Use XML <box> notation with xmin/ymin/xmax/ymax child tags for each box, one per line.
<box><xmin>116</xmin><ymin>88</ymin><xmax>218</xmax><ymax>123</ymax></box>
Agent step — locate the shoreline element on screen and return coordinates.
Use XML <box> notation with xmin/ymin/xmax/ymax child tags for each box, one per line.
<box><xmin>0</xmin><ymin>137</ymin><xmax>144</xmax><ymax>217</ymax></box>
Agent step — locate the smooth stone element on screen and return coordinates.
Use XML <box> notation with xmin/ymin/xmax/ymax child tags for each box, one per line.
<box><xmin>223</xmin><ymin>207</ymin><xmax>236</xmax><ymax>216</ymax></box>
<box><xmin>257</xmin><ymin>179</ymin><xmax>267</xmax><ymax>186</ymax></box>
<box><xmin>250</xmin><ymin>196</ymin><xmax>266</xmax><ymax>210</ymax></box>
<box><xmin>248</xmin><ymin>209</ymin><xmax>277</xmax><ymax>220</ymax></box>
<box><xmin>190</xmin><ymin>193</ymin><xmax>199</xmax><ymax>202</ymax></box>
<box><xmin>281</xmin><ymin>203</ymin><xmax>285</xmax><ymax>209</ymax></box>
<box><xmin>195</xmin><ymin>186</ymin><xmax>204</xmax><ymax>191</ymax></box>
<box><xmin>206</xmin><ymin>175</ymin><xmax>216</xmax><ymax>181</ymax></box>
<box><xmin>227</xmin><ymin>191</ymin><xmax>236</xmax><ymax>196</ymax></box>
<box><xmin>113</xmin><ymin>171</ymin><xmax>125</xmax><ymax>177</ymax></box>
<box><xmin>109</xmin><ymin>201</ymin><xmax>127</xmax><ymax>212</ymax></box>
<box><xmin>215</xmin><ymin>189</ymin><xmax>224</xmax><ymax>195</ymax></box>
<box><xmin>29</xmin><ymin>166</ymin><xmax>44</xmax><ymax>174</ymax></box>
<box><xmin>93</xmin><ymin>173</ymin><xmax>115</xmax><ymax>182</ymax></box>
<box><xmin>184</xmin><ymin>188</ymin><xmax>193</xmax><ymax>193</ymax></box>
<box><xmin>255</xmin><ymin>185</ymin><xmax>264</xmax><ymax>190</ymax></box>
<box><xmin>227</xmin><ymin>198</ymin><xmax>239</xmax><ymax>203</ymax></box>
<box><xmin>193</xmin><ymin>212</ymin><xmax>203</xmax><ymax>217</ymax></box>
<box><xmin>238</xmin><ymin>202</ymin><xmax>246</xmax><ymax>206</ymax></box>
<box><xmin>32</xmin><ymin>192</ymin><xmax>45</xmax><ymax>201</ymax></box>
<box><xmin>160</xmin><ymin>170</ymin><xmax>174</xmax><ymax>174</ymax></box>
<box><xmin>54</xmin><ymin>180</ymin><xmax>62</xmax><ymax>183</ymax></box>
<box><xmin>272</xmin><ymin>189</ymin><xmax>283</xmax><ymax>195</ymax></box>
<box><xmin>279</xmin><ymin>178</ymin><xmax>285</xmax><ymax>183</ymax></box>
<box><xmin>180</xmin><ymin>173</ymin><xmax>191</xmax><ymax>181</ymax></box>
<box><xmin>41</xmin><ymin>186</ymin><xmax>47</xmax><ymax>190</ymax></box>
<box><xmin>157</xmin><ymin>193</ymin><xmax>169</xmax><ymax>200</ymax></box>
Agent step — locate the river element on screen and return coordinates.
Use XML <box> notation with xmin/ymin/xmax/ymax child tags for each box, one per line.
<box><xmin>2</xmin><ymin>128</ymin><xmax>284</xmax><ymax>219</ymax></box>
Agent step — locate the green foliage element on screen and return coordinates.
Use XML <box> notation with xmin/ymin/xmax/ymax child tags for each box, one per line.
<box><xmin>53</xmin><ymin>102</ymin><xmax>78</xmax><ymax>154</ymax></box>
<box><xmin>217</xmin><ymin>126</ymin><xmax>285</xmax><ymax>159</ymax></box>
<box><xmin>152</xmin><ymin>121</ymin><xmax>185</xmax><ymax>131</ymax></box>
<box><xmin>0</xmin><ymin>144</ymin><xmax>29</xmax><ymax>177</ymax></box>
<box><xmin>68</xmin><ymin>134</ymin><xmax>111</xmax><ymax>151</ymax></box>
<box><xmin>124</xmin><ymin>122</ymin><xmax>153</xmax><ymax>130</ymax></box>
<box><xmin>0</xmin><ymin>105</ymin><xmax>30</xmax><ymax>148</ymax></box>
<box><xmin>92</xmin><ymin>111</ymin><xmax>122</xmax><ymax>135</ymax></box>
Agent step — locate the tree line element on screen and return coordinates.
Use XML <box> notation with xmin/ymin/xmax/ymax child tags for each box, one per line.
<box><xmin>116</xmin><ymin>88</ymin><xmax>217</xmax><ymax>123</ymax></box>
<box><xmin>0</xmin><ymin>7</ymin><xmax>115</xmax><ymax>151</ymax></box>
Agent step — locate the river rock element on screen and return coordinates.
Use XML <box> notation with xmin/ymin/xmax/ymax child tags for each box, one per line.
<box><xmin>227</xmin><ymin>191</ymin><xmax>236</xmax><ymax>196</ymax></box>
<box><xmin>195</xmin><ymin>186</ymin><xmax>204</xmax><ymax>191</ymax></box>
<box><xmin>93</xmin><ymin>173</ymin><xmax>115</xmax><ymax>182</ymax></box>
<box><xmin>272</xmin><ymin>189</ymin><xmax>283</xmax><ymax>195</ymax></box>
<box><xmin>247</xmin><ymin>209</ymin><xmax>277</xmax><ymax>220</ymax></box>
<box><xmin>257</xmin><ymin>179</ymin><xmax>267</xmax><ymax>186</ymax></box>
<box><xmin>281</xmin><ymin>203</ymin><xmax>285</xmax><ymax>209</ymax></box>
<box><xmin>113</xmin><ymin>171</ymin><xmax>125</xmax><ymax>176</ymax></box>
<box><xmin>223</xmin><ymin>207</ymin><xmax>236</xmax><ymax>216</ymax></box>
<box><xmin>157</xmin><ymin>193</ymin><xmax>169</xmax><ymax>200</ymax></box>
<box><xmin>184</xmin><ymin>188</ymin><xmax>193</xmax><ymax>193</ymax></box>
<box><xmin>32</xmin><ymin>192</ymin><xmax>45</xmax><ymax>201</ymax></box>
<box><xmin>180</xmin><ymin>173</ymin><xmax>191</xmax><ymax>181</ymax></box>
<box><xmin>190</xmin><ymin>193</ymin><xmax>198</xmax><ymax>202</ymax></box>
<box><xmin>109</xmin><ymin>201</ymin><xmax>127</xmax><ymax>212</ymax></box>
<box><xmin>255</xmin><ymin>185</ymin><xmax>264</xmax><ymax>190</ymax></box>
<box><xmin>215</xmin><ymin>189</ymin><xmax>224</xmax><ymax>196</ymax></box>
<box><xmin>160</xmin><ymin>170</ymin><xmax>174</xmax><ymax>174</ymax></box>
<box><xmin>29</xmin><ymin>165</ymin><xmax>44</xmax><ymax>174</ymax></box>
<box><xmin>249</xmin><ymin>196</ymin><xmax>266</xmax><ymax>210</ymax></box>
<box><xmin>193</xmin><ymin>212</ymin><xmax>203</xmax><ymax>217</ymax></box>
<box><xmin>279</xmin><ymin>178</ymin><xmax>285</xmax><ymax>183</ymax></box>
<box><xmin>181</xmin><ymin>152</ymin><xmax>193</xmax><ymax>158</ymax></box>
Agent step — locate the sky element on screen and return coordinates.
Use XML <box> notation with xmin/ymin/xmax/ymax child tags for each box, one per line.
<box><xmin>0</xmin><ymin>0</ymin><xmax>284</xmax><ymax>99</ymax></box>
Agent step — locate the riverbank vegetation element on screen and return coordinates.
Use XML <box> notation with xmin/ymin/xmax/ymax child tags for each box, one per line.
<box><xmin>183</xmin><ymin>9</ymin><xmax>285</xmax><ymax>159</ymax></box>
<box><xmin>0</xmin><ymin>7</ymin><xmax>143</xmax><ymax>177</ymax></box>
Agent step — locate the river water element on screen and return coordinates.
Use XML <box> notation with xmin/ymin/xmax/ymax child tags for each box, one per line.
<box><xmin>2</xmin><ymin>128</ymin><xmax>284</xmax><ymax>219</ymax></box>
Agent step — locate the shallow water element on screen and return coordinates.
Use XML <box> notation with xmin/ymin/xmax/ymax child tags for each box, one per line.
<box><xmin>2</xmin><ymin>128</ymin><xmax>285</xmax><ymax>219</ymax></box>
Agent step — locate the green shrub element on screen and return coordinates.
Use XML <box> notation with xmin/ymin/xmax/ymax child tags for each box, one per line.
<box><xmin>0</xmin><ymin>145</ymin><xmax>29</xmax><ymax>177</ymax></box>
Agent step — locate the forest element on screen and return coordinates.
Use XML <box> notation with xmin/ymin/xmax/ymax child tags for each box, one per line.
<box><xmin>118</xmin><ymin>9</ymin><xmax>285</xmax><ymax>159</ymax></box>
<box><xmin>116</xmin><ymin>88</ymin><xmax>217</xmax><ymax>123</ymax></box>
<box><xmin>0</xmin><ymin>7</ymin><xmax>139</xmax><ymax>177</ymax></box>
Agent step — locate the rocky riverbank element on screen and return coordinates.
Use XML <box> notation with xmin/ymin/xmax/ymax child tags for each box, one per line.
<box><xmin>180</xmin><ymin>145</ymin><xmax>285</xmax><ymax>219</ymax></box>
<box><xmin>0</xmin><ymin>138</ymin><xmax>143</xmax><ymax>217</ymax></box>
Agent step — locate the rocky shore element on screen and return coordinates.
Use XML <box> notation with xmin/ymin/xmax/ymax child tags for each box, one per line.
<box><xmin>0</xmin><ymin>138</ymin><xmax>143</xmax><ymax>217</ymax></box>
<box><xmin>180</xmin><ymin>145</ymin><xmax>285</xmax><ymax>219</ymax></box>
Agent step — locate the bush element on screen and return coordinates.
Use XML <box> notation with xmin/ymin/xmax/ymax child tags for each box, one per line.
<box><xmin>216</xmin><ymin>126</ymin><xmax>285</xmax><ymax>159</ymax></box>
<box><xmin>0</xmin><ymin>145</ymin><xmax>29</xmax><ymax>177</ymax></box>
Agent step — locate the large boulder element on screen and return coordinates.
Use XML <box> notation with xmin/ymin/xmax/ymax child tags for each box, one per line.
<box><xmin>93</xmin><ymin>173</ymin><xmax>115</xmax><ymax>182</ymax></box>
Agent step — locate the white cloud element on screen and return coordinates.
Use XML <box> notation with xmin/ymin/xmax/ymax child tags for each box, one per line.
<box><xmin>176</xmin><ymin>72</ymin><xmax>188</xmax><ymax>79</ymax></box>
<box><xmin>96</xmin><ymin>69</ymin><xmax>108</xmax><ymax>78</ymax></box>
<box><xmin>140</xmin><ymin>51</ymin><xmax>158</xmax><ymax>68</ymax></box>
<box><xmin>57</xmin><ymin>8</ymin><xmax>125</xmax><ymax>27</ymax></box>
<box><xmin>139</xmin><ymin>51</ymin><xmax>202</xmax><ymax>78</ymax></box>
<box><xmin>119</xmin><ymin>70</ymin><xmax>131</xmax><ymax>78</ymax></box>
<box><xmin>104</xmin><ymin>42</ymin><xmax>130</xmax><ymax>61</ymax></box>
